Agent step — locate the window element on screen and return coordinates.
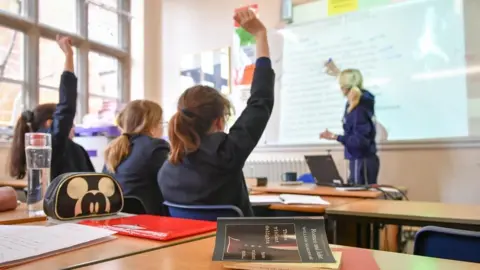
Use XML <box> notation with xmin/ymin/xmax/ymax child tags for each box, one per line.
<box><xmin>0</xmin><ymin>26</ymin><xmax>23</xmax><ymax>80</ymax></box>
<box><xmin>39</xmin><ymin>0</ymin><xmax>76</xmax><ymax>33</ymax></box>
<box><xmin>88</xmin><ymin>96</ymin><xmax>118</xmax><ymax>114</ymax></box>
<box><xmin>0</xmin><ymin>82</ymin><xmax>21</xmax><ymax>125</ymax></box>
<box><xmin>39</xmin><ymin>87</ymin><xmax>59</xmax><ymax>104</ymax></box>
<box><xmin>89</xmin><ymin>51</ymin><xmax>119</xmax><ymax>98</ymax></box>
<box><xmin>39</xmin><ymin>38</ymin><xmax>79</xmax><ymax>105</ymax></box>
<box><xmin>0</xmin><ymin>0</ymin><xmax>130</xmax><ymax>128</ymax></box>
<box><xmin>88</xmin><ymin>0</ymin><xmax>120</xmax><ymax>47</ymax></box>
<box><xmin>0</xmin><ymin>0</ymin><xmax>23</xmax><ymax>16</ymax></box>
<box><xmin>0</xmin><ymin>26</ymin><xmax>24</xmax><ymax>126</ymax></box>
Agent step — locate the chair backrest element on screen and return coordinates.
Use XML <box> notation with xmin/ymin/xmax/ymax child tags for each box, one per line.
<box><xmin>298</xmin><ymin>173</ymin><xmax>315</xmax><ymax>183</ymax></box>
<box><xmin>123</xmin><ymin>196</ymin><xmax>147</xmax><ymax>215</ymax></box>
<box><xmin>413</xmin><ymin>226</ymin><xmax>480</xmax><ymax>263</ymax></box>
<box><xmin>163</xmin><ymin>201</ymin><xmax>244</xmax><ymax>221</ymax></box>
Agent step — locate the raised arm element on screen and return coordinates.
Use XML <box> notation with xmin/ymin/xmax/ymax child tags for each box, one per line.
<box><xmin>50</xmin><ymin>35</ymin><xmax>77</xmax><ymax>153</ymax></box>
<box><xmin>225</xmin><ymin>9</ymin><xmax>275</xmax><ymax>166</ymax></box>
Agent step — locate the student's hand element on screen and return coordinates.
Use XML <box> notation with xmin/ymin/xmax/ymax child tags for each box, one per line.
<box><xmin>234</xmin><ymin>9</ymin><xmax>266</xmax><ymax>37</ymax></box>
<box><xmin>320</xmin><ymin>129</ymin><xmax>336</xmax><ymax>140</ymax></box>
<box><xmin>324</xmin><ymin>59</ymin><xmax>341</xmax><ymax>77</ymax></box>
<box><xmin>56</xmin><ymin>35</ymin><xmax>73</xmax><ymax>56</ymax></box>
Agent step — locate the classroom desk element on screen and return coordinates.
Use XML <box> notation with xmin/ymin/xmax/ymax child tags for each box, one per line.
<box><xmin>75</xmin><ymin>237</ymin><xmax>480</xmax><ymax>270</ymax></box>
<box><xmin>267</xmin><ymin>196</ymin><xmax>363</xmax><ymax>214</ymax></box>
<box><xmin>0</xmin><ymin>179</ymin><xmax>27</xmax><ymax>189</ymax></box>
<box><xmin>9</xmin><ymin>221</ymin><xmax>215</xmax><ymax>270</ymax></box>
<box><xmin>327</xmin><ymin>200</ymin><xmax>480</xmax><ymax>231</ymax></box>
<box><xmin>0</xmin><ymin>204</ymin><xmax>46</xmax><ymax>224</ymax></box>
<box><xmin>251</xmin><ymin>183</ymin><xmax>383</xmax><ymax>199</ymax></box>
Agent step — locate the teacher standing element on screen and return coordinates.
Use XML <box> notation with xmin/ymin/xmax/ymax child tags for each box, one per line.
<box><xmin>320</xmin><ymin>60</ymin><xmax>380</xmax><ymax>185</ymax></box>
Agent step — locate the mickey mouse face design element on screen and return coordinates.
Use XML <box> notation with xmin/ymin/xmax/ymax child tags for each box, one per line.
<box><xmin>66</xmin><ymin>177</ymin><xmax>116</xmax><ymax>217</ymax></box>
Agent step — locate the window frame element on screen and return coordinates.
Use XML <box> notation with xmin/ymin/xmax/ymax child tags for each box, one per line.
<box><xmin>0</xmin><ymin>0</ymin><xmax>131</xmax><ymax>126</ymax></box>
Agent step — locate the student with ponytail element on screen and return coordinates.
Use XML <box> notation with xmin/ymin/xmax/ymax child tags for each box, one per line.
<box><xmin>320</xmin><ymin>63</ymin><xmax>380</xmax><ymax>185</ymax></box>
<box><xmin>8</xmin><ymin>35</ymin><xmax>94</xmax><ymax>181</ymax></box>
<box><xmin>103</xmin><ymin>100</ymin><xmax>169</xmax><ymax>215</ymax></box>
<box><xmin>158</xmin><ymin>9</ymin><xmax>274</xmax><ymax>217</ymax></box>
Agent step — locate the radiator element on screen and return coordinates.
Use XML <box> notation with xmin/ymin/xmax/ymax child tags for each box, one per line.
<box><xmin>243</xmin><ymin>159</ymin><xmax>310</xmax><ymax>183</ymax></box>
<box><xmin>243</xmin><ymin>158</ymin><xmax>350</xmax><ymax>183</ymax></box>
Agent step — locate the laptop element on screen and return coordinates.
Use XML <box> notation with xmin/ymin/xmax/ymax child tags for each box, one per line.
<box><xmin>304</xmin><ymin>155</ymin><xmax>367</xmax><ymax>190</ymax></box>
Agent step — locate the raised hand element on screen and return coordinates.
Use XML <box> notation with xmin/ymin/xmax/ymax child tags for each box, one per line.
<box><xmin>324</xmin><ymin>59</ymin><xmax>341</xmax><ymax>77</ymax></box>
<box><xmin>56</xmin><ymin>35</ymin><xmax>73</xmax><ymax>56</ymax></box>
<box><xmin>233</xmin><ymin>8</ymin><xmax>266</xmax><ymax>37</ymax></box>
<box><xmin>319</xmin><ymin>129</ymin><xmax>335</xmax><ymax>140</ymax></box>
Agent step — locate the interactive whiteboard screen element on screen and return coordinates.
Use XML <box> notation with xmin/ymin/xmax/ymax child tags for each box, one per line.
<box><xmin>265</xmin><ymin>0</ymin><xmax>480</xmax><ymax>145</ymax></box>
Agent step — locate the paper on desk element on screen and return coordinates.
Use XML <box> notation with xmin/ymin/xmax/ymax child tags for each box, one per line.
<box><xmin>0</xmin><ymin>223</ymin><xmax>116</xmax><ymax>267</ymax></box>
<box><xmin>249</xmin><ymin>195</ymin><xmax>283</xmax><ymax>205</ymax></box>
<box><xmin>0</xmin><ymin>225</ymin><xmax>42</xmax><ymax>234</ymax></box>
<box><xmin>279</xmin><ymin>194</ymin><xmax>330</xmax><ymax>205</ymax></box>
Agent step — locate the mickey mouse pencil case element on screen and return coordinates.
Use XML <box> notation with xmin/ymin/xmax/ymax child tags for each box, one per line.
<box><xmin>43</xmin><ymin>173</ymin><xmax>124</xmax><ymax>221</ymax></box>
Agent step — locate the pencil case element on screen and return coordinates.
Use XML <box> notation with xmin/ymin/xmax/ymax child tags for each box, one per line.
<box><xmin>43</xmin><ymin>173</ymin><xmax>124</xmax><ymax>221</ymax></box>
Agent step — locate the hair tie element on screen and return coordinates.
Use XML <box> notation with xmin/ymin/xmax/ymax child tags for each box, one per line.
<box><xmin>121</xmin><ymin>133</ymin><xmax>131</xmax><ymax>138</ymax></box>
<box><xmin>21</xmin><ymin>110</ymin><xmax>34</xmax><ymax>123</ymax></box>
<box><xmin>181</xmin><ymin>108</ymin><xmax>195</xmax><ymax>118</ymax></box>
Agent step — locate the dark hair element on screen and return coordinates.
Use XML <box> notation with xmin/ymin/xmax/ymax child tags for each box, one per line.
<box><xmin>169</xmin><ymin>85</ymin><xmax>232</xmax><ymax>165</ymax></box>
<box><xmin>8</xmin><ymin>103</ymin><xmax>56</xmax><ymax>179</ymax></box>
<box><xmin>104</xmin><ymin>100</ymin><xmax>163</xmax><ymax>173</ymax></box>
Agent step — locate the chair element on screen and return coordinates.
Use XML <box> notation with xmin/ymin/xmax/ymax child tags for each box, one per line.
<box><xmin>413</xmin><ymin>226</ymin><xmax>480</xmax><ymax>263</ymax></box>
<box><xmin>122</xmin><ymin>196</ymin><xmax>147</xmax><ymax>214</ymax></box>
<box><xmin>298</xmin><ymin>173</ymin><xmax>315</xmax><ymax>183</ymax></box>
<box><xmin>163</xmin><ymin>201</ymin><xmax>244</xmax><ymax>221</ymax></box>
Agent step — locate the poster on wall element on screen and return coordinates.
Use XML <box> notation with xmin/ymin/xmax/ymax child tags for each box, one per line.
<box><xmin>179</xmin><ymin>47</ymin><xmax>231</xmax><ymax>94</ymax></box>
<box><xmin>232</xmin><ymin>4</ymin><xmax>259</xmax><ymax>87</ymax></box>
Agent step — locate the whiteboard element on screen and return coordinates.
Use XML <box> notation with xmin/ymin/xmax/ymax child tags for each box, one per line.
<box><xmin>257</xmin><ymin>0</ymin><xmax>480</xmax><ymax>146</ymax></box>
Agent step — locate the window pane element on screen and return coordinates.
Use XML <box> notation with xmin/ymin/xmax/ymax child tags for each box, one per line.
<box><xmin>39</xmin><ymin>88</ymin><xmax>59</xmax><ymax>105</ymax></box>
<box><xmin>88</xmin><ymin>0</ymin><xmax>119</xmax><ymax>47</ymax></box>
<box><xmin>0</xmin><ymin>0</ymin><xmax>23</xmax><ymax>16</ymax></box>
<box><xmin>0</xmin><ymin>82</ymin><xmax>21</xmax><ymax>126</ymax></box>
<box><xmin>0</xmin><ymin>26</ymin><xmax>24</xmax><ymax>80</ymax></box>
<box><xmin>39</xmin><ymin>0</ymin><xmax>76</xmax><ymax>32</ymax></box>
<box><xmin>39</xmin><ymin>38</ymin><xmax>77</xmax><ymax>88</ymax></box>
<box><xmin>88</xmin><ymin>96</ymin><xmax>119</xmax><ymax>114</ymax></box>
<box><xmin>89</xmin><ymin>52</ymin><xmax>119</xmax><ymax>98</ymax></box>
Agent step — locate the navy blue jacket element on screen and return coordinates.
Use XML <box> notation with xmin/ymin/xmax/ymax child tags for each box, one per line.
<box><xmin>103</xmin><ymin>135</ymin><xmax>170</xmax><ymax>215</ymax></box>
<box><xmin>336</xmin><ymin>90</ymin><xmax>377</xmax><ymax>160</ymax></box>
<box><xmin>158</xmin><ymin>58</ymin><xmax>275</xmax><ymax>217</ymax></box>
<box><xmin>46</xmin><ymin>72</ymin><xmax>95</xmax><ymax>180</ymax></box>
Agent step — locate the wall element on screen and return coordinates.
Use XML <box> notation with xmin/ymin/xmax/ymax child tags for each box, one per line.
<box><xmin>160</xmin><ymin>0</ymin><xmax>282</xmax><ymax>118</ymax></box>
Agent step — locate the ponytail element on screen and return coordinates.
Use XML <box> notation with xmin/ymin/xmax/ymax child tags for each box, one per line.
<box><xmin>8</xmin><ymin>111</ymin><xmax>33</xmax><ymax>179</ymax></box>
<box><xmin>104</xmin><ymin>135</ymin><xmax>131</xmax><ymax>173</ymax></box>
<box><xmin>168</xmin><ymin>112</ymin><xmax>202</xmax><ymax>165</ymax></box>
<box><xmin>347</xmin><ymin>86</ymin><xmax>361</xmax><ymax>113</ymax></box>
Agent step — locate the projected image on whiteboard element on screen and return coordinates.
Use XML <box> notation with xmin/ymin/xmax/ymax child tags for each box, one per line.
<box><xmin>278</xmin><ymin>0</ymin><xmax>468</xmax><ymax>144</ymax></box>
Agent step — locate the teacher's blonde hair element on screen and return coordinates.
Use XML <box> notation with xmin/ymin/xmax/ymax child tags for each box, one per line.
<box><xmin>338</xmin><ymin>69</ymin><xmax>363</xmax><ymax>113</ymax></box>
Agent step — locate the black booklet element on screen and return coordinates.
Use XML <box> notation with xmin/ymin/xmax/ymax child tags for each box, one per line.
<box><xmin>212</xmin><ymin>217</ymin><xmax>336</xmax><ymax>263</ymax></box>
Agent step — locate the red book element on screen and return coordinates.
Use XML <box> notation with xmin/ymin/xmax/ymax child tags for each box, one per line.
<box><xmin>79</xmin><ymin>215</ymin><xmax>216</xmax><ymax>241</ymax></box>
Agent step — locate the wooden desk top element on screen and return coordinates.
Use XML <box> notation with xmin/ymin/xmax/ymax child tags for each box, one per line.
<box><xmin>9</xmin><ymin>221</ymin><xmax>215</xmax><ymax>270</ymax></box>
<box><xmin>326</xmin><ymin>200</ymin><xmax>480</xmax><ymax>225</ymax></box>
<box><xmin>0</xmin><ymin>179</ymin><xmax>27</xmax><ymax>189</ymax></box>
<box><xmin>0</xmin><ymin>204</ymin><xmax>47</xmax><ymax>225</ymax></box>
<box><xmin>251</xmin><ymin>184</ymin><xmax>382</xmax><ymax>199</ymax></box>
<box><xmin>268</xmin><ymin>196</ymin><xmax>363</xmax><ymax>214</ymax></box>
<box><xmin>79</xmin><ymin>237</ymin><xmax>480</xmax><ymax>270</ymax></box>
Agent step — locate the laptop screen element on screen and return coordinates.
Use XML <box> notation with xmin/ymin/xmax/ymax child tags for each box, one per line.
<box><xmin>304</xmin><ymin>155</ymin><xmax>343</xmax><ymax>186</ymax></box>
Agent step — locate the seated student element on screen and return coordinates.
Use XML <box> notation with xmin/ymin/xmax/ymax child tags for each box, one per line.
<box><xmin>0</xmin><ymin>186</ymin><xmax>18</xmax><ymax>212</ymax></box>
<box><xmin>158</xmin><ymin>9</ymin><xmax>274</xmax><ymax>217</ymax></box>
<box><xmin>103</xmin><ymin>100</ymin><xmax>169</xmax><ymax>215</ymax></box>
<box><xmin>8</xmin><ymin>35</ymin><xmax>94</xmax><ymax>181</ymax></box>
